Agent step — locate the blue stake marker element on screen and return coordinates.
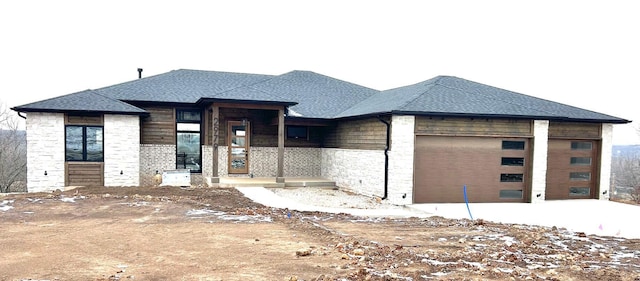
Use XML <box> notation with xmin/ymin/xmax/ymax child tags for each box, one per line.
<box><xmin>463</xmin><ymin>185</ymin><xmax>474</xmax><ymax>220</ymax></box>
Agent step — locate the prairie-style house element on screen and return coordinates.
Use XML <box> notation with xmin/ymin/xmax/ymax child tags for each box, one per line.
<box><xmin>12</xmin><ymin>69</ymin><xmax>629</xmax><ymax>204</ymax></box>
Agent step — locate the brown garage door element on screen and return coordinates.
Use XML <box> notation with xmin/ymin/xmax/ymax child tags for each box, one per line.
<box><xmin>414</xmin><ymin>136</ymin><xmax>528</xmax><ymax>203</ymax></box>
<box><xmin>546</xmin><ymin>140</ymin><xmax>598</xmax><ymax>200</ymax></box>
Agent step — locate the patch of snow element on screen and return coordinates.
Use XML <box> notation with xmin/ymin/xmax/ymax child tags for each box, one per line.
<box><xmin>0</xmin><ymin>200</ymin><xmax>14</xmax><ymax>211</ymax></box>
<box><xmin>287</xmin><ymin>108</ymin><xmax>303</xmax><ymax>117</ymax></box>
<box><xmin>186</xmin><ymin>209</ymin><xmax>225</xmax><ymax>216</ymax></box>
<box><xmin>59</xmin><ymin>197</ymin><xmax>76</xmax><ymax>203</ymax></box>
<box><xmin>187</xmin><ymin>209</ymin><xmax>272</xmax><ymax>223</ymax></box>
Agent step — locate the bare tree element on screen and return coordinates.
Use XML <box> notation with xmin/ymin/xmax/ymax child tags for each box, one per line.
<box><xmin>0</xmin><ymin>101</ymin><xmax>26</xmax><ymax>193</ymax></box>
<box><xmin>612</xmin><ymin>151</ymin><xmax>640</xmax><ymax>203</ymax></box>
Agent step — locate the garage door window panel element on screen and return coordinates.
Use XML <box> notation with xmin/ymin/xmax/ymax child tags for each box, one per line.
<box><xmin>571</xmin><ymin>141</ymin><xmax>593</xmax><ymax>150</ymax></box>
<box><xmin>500</xmin><ymin>173</ymin><xmax>524</xmax><ymax>182</ymax></box>
<box><xmin>499</xmin><ymin>189</ymin><xmax>523</xmax><ymax>199</ymax></box>
<box><xmin>501</xmin><ymin>157</ymin><xmax>524</xmax><ymax>166</ymax></box>
<box><xmin>569</xmin><ymin>187</ymin><xmax>590</xmax><ymax>197</ymax></box>
<box><xmin>569</xmin><ymin>172</ymin><xmax>591</xmax><ymax>181</ymax></box>
<box><xmin>570</xmin><ymin>157</ymin><xmax>592</xmax><ymax>166</ymax></box>
<box><xmin>502</xmin><ymin>141</ymin><xmax>525</xmax><ymax>150</ymax></box>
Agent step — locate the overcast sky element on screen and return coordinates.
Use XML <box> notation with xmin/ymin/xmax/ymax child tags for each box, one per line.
<box><xmin>1</xmin><ymin>1</ymin><xmax>638</xmax><ymax>144</ymax></box>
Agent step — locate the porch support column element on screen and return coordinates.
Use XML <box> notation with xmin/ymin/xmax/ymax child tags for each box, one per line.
<box><xmin>209</xmin><ymin>105</ymin><xmax>220</xmax><ymax>186</ymax></box>
<box><xmin>276</xmin><ymin>108</ymin><xmax>285</xmax><ymax>183</ymax></box>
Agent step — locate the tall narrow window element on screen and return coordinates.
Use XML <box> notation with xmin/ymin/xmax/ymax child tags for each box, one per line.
<box><xmin>176</xmin><ymin>109</ymin><xmax>202</xmax><ymax>172</ymax></box>
<box><xmin>65</xmin><ymin>126</ymin><xmax>103</xmax><ymax>161</ymax></box>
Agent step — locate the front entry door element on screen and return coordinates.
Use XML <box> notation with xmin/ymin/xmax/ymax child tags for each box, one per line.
<box><xmin>228</xmin><ymin>121</ymin><xmax>250</xmax><ymax>174</ymax></box>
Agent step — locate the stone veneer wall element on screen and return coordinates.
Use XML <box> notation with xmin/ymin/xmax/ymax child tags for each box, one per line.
<box><xmin>285</xmin><ymin>147</ymin><xmax>321</xmax><ymax>177</ymax></box>
<box><xmin>25</xmin><ymin>112</ymin><xmax>65</xmax><ymax>192</ymax></box>
<box><xmin>248</xmin><ymin>147</ymin><xmax>278</xmax><ymax>177</ymax></box>
<box><xmin>321</xmin><ymin>148</ymin><xmax>385</xmax><ymax>198</ymax></box>
<box><xmin>530</xmin><ymin>120</ymin><xmax>549</xmax><ymax>203</ymax></box>
<box><xmin>387</xmin><ymin>115</ymin><xmax>415</xmax><ymax>205</ymax></box>
<box><xmin>202</xmin><ymin>145</ymin><xmax>213</xmax><ymax>178</ymax></box>
<box><xmin>203</xmin><ymin>146</ymin><xmax>321</xmax><ymax>178</ymax></box>
<box><xmin>139</xmin><ymin>144</ymin><xmax>176</xmax><ymax>186</ymax></box>
<box><xmin>104</xmin><ymin>115</ymin><xmax>140</xmax><ymax>187</ymax></box>
<box><xmin>599</xmin><ymin>123</ymin><xmax>614</xmax><ymax>200</ymax></box>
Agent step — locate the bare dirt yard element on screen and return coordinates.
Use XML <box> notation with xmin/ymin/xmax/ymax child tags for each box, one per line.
<box><xmin>1</xmin><ymin>186</ymin><xmax>639</xmax><ymax>281</ymax></box>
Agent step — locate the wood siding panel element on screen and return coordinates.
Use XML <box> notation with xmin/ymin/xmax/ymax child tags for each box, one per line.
<box><xmin>415</xmin><ymin>117</ymin><xmax>532</xmax><ymax>137</ymax></box>
<box><xmin>209</xmin><ymin>108</ymin><xmax>323</xmax><ymax>148</ymax></box>
<box><xmin>65</xmin><ymin>115</ymin><xmax>103</xmax><ymax>125</ymax></box>
<box><xmin>140</xmin><ymin>107</ymin><xmax>175</xmax><ymax>145</ymax></box>
<box><xmin>548</xmin><ymin>122</ymin><xmax>601</xmax><ymax>139</ymax></box>
<box><xmin>66</xmin><ymin>162</ymin><xmax>104</xmax><ymax>186</ymax></box>
<box><xmin>324</xmin><ymin>118</ymin><xmax>387</xmax><ymax>150</ymax></box>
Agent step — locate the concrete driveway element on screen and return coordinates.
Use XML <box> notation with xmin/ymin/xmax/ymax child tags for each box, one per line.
<box><xmin>408</xmin><ymin>199</ymin><xmax>640</xmax><ymax>239</ymax></box>
<box><xmin>237</xmin><ymin>187</ymin><xmax>640</xmax><ymax>239</ymax></box>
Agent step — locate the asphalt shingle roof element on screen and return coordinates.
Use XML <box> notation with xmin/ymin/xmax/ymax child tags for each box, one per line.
<box><xmin>95</xmin><ymin>69</ymin><xmax>277</xmax><ymax>103</ymax></box>
<box><xmin>11</xmin><ymin>90</ymin><xmax>147</xmax><ymax>114</ymax></box>
<box><xmin>247</xmin><ymin>70</ymin><xmax>379</xmax><ymax>118</ymax></box>
<box><xmin>12</xmin><ymin>70</ymin><xmax>630</xmax><ymax>124</ymax></box>
<box><xmin>337</xmin><ymin>76</ymin><xmax>629</xmax><ymax>123</ymax></box>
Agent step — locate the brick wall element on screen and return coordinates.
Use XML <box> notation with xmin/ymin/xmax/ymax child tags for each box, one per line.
<box><xmin>104</xmin><ymin>115</ymin><xmax>140</xmax><ymax>187</ymax></box>
<box><xmin>139</xmin><ymin>144</ymin><xmax>176</xmax><ymax>186</ymax></box>
<box><xmin>387</xmin><ymin>115</ymin><xmax>415</xmax><ymax>205</ymax></box>
<box><xmin>25</xmin><ymin>112</ymin><xmax>65</xmax><ymax>192</ymax></box>
<box><xmin>531</xmin><ymin>120</ymin><xmax>549</xmax><ymax>203</ymax></box>
<box><xmin>599</xmin><ymin>123</ymin><xmax>614</xmax><ymax>200</ymax></box>
<box><xmin>321</xmin><ymin>148</ymin><xmax>385</xmax><ymax>198</ymax></box>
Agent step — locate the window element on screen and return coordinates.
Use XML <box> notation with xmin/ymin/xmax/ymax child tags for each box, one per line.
<box><xmin>176</xmin><ymin>109</ymin><xmax>202</xmax><ymax>172</ymax></box>
<box><xmin>500</xmin><ymin>173</ymin><xmax>524</xmax><ymax>182</ymax></box>
<box><xmin>501</xmin><ymin>157</ymin><xmax>524</xmax><ymax>166</ymax></box>
<box><xmin>570</xmin><ymin>172</ymin><xmax>591</xmax><ymax>181</ymax></box>
<box><xmin>571</xmin><ymin>141</ymin><xmax>592</xmax><ymax>150</ymax></box>
<box><xmin>502</xmin><ymin>140</ymin><xmax>525</xmax><ymax>150</ymax></box>
<box><xmin>287</xmin><ymin>126</ymin><xmax>308</xmax><ymax>139</ymax></box>
<box><xmin>500</xmin><ymin>190</ymin><xmax>523</xmax><ymax>199</ymax></box>
<box><xmin>569</xmin><ymin>187</ymin><xmax>590</xmax><ymax>197</ymax></box>
<box><xmin>65</xmin><ymin>126</ymin><xmax>103</xmax><ymax>161</ymax></box>
<box><xmin>570</xmin><ymin>157</ymin><xmax>592</xmax><ymax>166</ymax></box>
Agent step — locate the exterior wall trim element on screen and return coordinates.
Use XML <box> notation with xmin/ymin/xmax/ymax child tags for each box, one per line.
<box><xmin>530</xmin><ymin>120</ymin><xmax>549</xmax><ymax>203</ymax></box>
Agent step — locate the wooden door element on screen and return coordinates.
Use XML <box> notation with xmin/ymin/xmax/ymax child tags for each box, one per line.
<box><xmin>227</xmin><ymin>121</ymin><xmax>250</xmax><ymax>174</ymax></box>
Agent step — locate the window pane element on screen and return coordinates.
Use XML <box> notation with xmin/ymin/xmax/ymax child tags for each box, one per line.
<box><xmin>571</xmin><ymin>141</ymin><xmax>592</xmax><ymax>150</ymax></box>
<box><xmin>500</xmin><ymin>190</ymin><xmax>523</xmax><ymax>199</ymax></box>
<box><xmin>570</xmin><ymin>157</ymin><xmax>591</xmax><ymax>166</ymax></box>
<box><xmin>86</xmin><ymin>127</ymin><xmax>103</xmax><ymax>161</ymax></box>
<box><xmin>177</xmin><ymin>123</ymin><xmax>200</xmax><ymax>131</ymax></box>
<box><xmin>569</xmin><ymin>187</ymin><xmax>590</xmax><ymax>197</ymax></box>
<box><xmin>177</xmin><ymin>110</ymin><xmax>201</xmax><ymax>122</ymax></box>
<box><xmin>500</xmin><ymin>173</ymin><xmax>524</xmax><ymax>182</ymax></box>
<box><xmin>501</xmin><ymin>157</ymin><xmax>524</xmax><ymax>166</ymax></box>
<box><xmin>570</xmin><ymin>172</ymin><xmax>591</xmax><ymax>181</ymax></box>
<box><xmin>232</xmin><ymin>125</ymin><xmax>246</xmax><ymax>136</ymax></box>
<box><xmin>177</xmin><ymin>132</ymin><xmax>201</xmax><ymax>172</ymax></box>
<box><xmin>287</xmin><ymin>126</ymin><xmax>308</xmax><ymax>139</ymax></box>
<box><xmin>502</xmin><ymin>141</ymin><xmax>525</xmax><ymax>150</ymax></box>
<box><xmin>66</xmin><ymin>126</ymin><xmax>84</xmax><ymax>161</ymax></box>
